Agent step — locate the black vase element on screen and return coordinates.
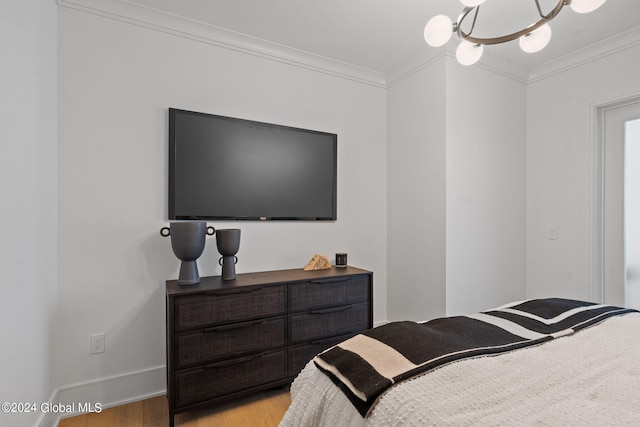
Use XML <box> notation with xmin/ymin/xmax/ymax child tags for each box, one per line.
<box><xmin>161</xmin><ymin>222</ymin><xmax>215</xmax><ymax>285</ymax></box>
<box><xmin>216</xmin><ymin>229</ymin><xmax>241</xmax><ymax>280</ymax></box>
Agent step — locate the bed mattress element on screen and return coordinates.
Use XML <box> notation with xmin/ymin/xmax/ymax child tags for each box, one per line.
<box><xmin>280</xmin><ymin>311</ymin><xmax>640</xmax><ymax>426</ymax></box>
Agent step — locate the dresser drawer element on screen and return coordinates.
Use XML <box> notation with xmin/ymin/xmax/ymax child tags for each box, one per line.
<box><xmin>174</xmin><ymin>285</ymin><xmax>286</xmax><ymax>331</ymax></box>
<box><xmin>166</xmin><ymin>268</ymin><xmax>373</xmax><ymax>425</ymax></box>
<box><xmin>289</xmin><ymin>302</ymin><xmax>370</xmax><ymax>344</ymax></box>
<box><xmin>288</xmin><ymin>332</ymin><xmax>357</xmax><ymax>377</ymax></box>
<box><xmin>289</xmin><ymin>276</ymin><xmax>369</xmax><ymax>312</ymax></box>
<box><xmin>174</xmin><ymin>349</ymin><xmax>286</xmax><ymax>408</ymax></box>
<box><xmin>175</xmin><ymin>316</ymin><xmax>286</xmax><ymax>369</ymax></box>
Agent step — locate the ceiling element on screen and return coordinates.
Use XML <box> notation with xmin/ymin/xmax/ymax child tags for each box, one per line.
<box><xmin>126</xmin><ymin>0</ymin><xmax>640</xmax><ymax>74</ymax></box>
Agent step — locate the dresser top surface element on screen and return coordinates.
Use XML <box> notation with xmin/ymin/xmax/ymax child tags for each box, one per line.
<box><xmin>166</xmin><ymin>265</ymin><xmax>372</xmax><ymax>295</ymax></box>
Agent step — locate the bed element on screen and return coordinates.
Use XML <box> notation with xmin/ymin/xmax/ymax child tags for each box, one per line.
<box><xmin>280</xmin><ymin>298</ymin><xmax>640</xmax><ymax>426</ymax></box>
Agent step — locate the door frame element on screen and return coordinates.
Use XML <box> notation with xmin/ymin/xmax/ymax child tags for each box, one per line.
<box><xmin>592</xmin><ymin>93</ymin><xmax>640</xmax><ymax>304</ymax></box>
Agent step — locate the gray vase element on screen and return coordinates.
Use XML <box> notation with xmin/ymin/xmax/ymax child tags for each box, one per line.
<box><xmin>161</xmin><ymin>222</ymin><xmax>215</xmax><ymax>285</ymax></box>
<box><xmin>216</xmin><ymin>229</ymin><xmax>241</xmax><ymax>280</ymax></box>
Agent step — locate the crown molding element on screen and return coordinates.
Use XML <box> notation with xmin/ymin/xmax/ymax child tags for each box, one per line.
<box><xmin>56</xmin><ymin>0</ymin><xmax>640</xmax><ymax>90</ymax></box>
<box><xmin>386</xmin><ymin>50</ymin><xmax>447</xmax><ymax>88</ymax></box>
<box><xmin>528</xmin><ymin>26</ymin><xmax>640</xmax><ymax>83</ymax></box>
<box><xmin>390</xmin><ymin>26</ymin><xmax>640</xmax><ymax>87</ymax></box>
<box><xmin>56</xmin><ymin>0</ymin><xmax>387</xmax><ymax>88</ymax></box>
<box><xmin>387</xmin><ymin>42</ymin><xmax>529</xmax><ymax>88</ymax></box>
<box><xmin>473</xmin><ymin>51</ymin><xmax>530</xmax><ymax>85</ymax></box>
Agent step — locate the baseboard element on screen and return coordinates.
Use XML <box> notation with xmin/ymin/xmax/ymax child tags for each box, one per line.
<box><xmin>35</xmin><ymin>365</ymin><xmax>166</xmax><ymax>427</ymax></box>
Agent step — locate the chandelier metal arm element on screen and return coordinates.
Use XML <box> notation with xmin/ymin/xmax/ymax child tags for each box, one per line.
<box><xmin>534</xmin><ymin>0</ymin><xmax>545</xmax><ymax>18</ymax></box>
<box><xmin>457</xmin><ymin>0</ymin><xmax>570</xmax><ymax>46</ymax></box>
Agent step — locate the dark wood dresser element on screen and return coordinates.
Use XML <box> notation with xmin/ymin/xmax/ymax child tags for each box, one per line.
<box><xmin>165</xmin><ymin>266</ymin><xmax>373</xmax><ymax>426</ymax></box>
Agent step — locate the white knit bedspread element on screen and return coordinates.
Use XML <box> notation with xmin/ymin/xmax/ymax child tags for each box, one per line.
<box><xmin>280</xmin><ymin>312</ymin><xmax>640</xmax><ymax>427</ymax></box>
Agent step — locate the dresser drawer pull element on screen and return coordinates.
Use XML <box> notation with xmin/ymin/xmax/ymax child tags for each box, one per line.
<box><xmin>204</xmin><ymin>286</ymin><xmax>263</xmax><ymax>296</ymax></box>
<box><xmin>309</xmin><ymin>305</ymin><xmax>353</xmax><ymax>315</ymax></box>
<box><xmin>309</xmin><ymin>278</ymin><xmax>350</xmax><ymax>285</ymax></box>
<box><xmin>204</xmin><ymin>353</ymin><xmax>264</xmax><ymax>369</ymax></box>
<box><xmin>203</xmin><ymin>320</ymin><xmax>264</xmax><ymax>333</ymax></box>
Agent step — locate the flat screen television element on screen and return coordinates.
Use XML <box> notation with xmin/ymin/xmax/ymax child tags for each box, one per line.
<box><xmin>169</xmin><ymin>108</ymin><xmax>337</xmax><ymax>221</ymax></box>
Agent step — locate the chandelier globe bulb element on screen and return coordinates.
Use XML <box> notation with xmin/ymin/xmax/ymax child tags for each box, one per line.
<box><xmin>456</xmin><ymin>40</ymin><xmax>483</xmax><ymax>66</ymax></box>
<box><xmin>460</xmin><ymin>0</ymin><xmax>486</xmax><ymax>6</ymax></box>
<box><xmin>519</xmin><ymin>23</ymin><xmax>552</xmax><ymax>53</ymax></box>
<box><xmin>570</xmin><ymin>0</ymin><xmax>607</xmax><ymax>14</ymax></box>
<box><xmin>424</xmin><ymin>15</ymin><xmax>453</xmax><ymax>47</ymax></box>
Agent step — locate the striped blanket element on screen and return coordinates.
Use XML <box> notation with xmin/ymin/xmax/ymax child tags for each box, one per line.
<box><xmin>313</xmin><ymin>298</ymin><xmax>638</xmax><ymax>417</ymax></box>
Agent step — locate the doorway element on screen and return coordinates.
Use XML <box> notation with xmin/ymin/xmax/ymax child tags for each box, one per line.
<box><xmin>597</xmin><ymin>97</ymin><xmax>640</xmax><ymax>308</ymax></box>
<box><xmin>625</xmin><ymin>118</ymin><xmax>640</xmax><ymax>308</ymax></box>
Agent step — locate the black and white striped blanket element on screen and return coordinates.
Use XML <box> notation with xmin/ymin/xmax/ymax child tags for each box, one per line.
<box><xmin>313</xmin><ymin>298</ymin><xmax>638</xmax><ymax>417</ymax></box>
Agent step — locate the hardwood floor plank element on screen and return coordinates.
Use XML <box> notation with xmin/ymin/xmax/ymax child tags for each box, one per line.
<box><xmin>262</xmin><ymin>390</ymin><xmax>291</xmax><ymax>426</ymax></box>
<box><xmin>58</xmin><ymin>414</ymin><xmax>86</xmax><ymax>427</ymax></box>
<box><xmin>58</xmin><ymin>389</ymin><xmax>290</xmax><ymax>427</ymax></box>
<box><xmin>141</xmin><ymin>396</ymin><xmax>169</xmax><ymax>427</ymax></box>
<box><xmin>222</xmin><ymin>394</ymin><xmax>268</xmax><ymax>427</ymax></box>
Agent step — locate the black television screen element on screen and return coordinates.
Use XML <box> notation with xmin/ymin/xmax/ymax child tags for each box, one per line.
<box><xmin>169</xmin><ymin>108</ymin><xmax>337</xmax><ymax>220</ymax></box>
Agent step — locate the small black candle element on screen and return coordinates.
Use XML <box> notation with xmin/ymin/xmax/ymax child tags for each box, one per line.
<box><xmin>335</xmin><ymin>253</ymin><xmax>347</xmax><ymax>268</ymax></box>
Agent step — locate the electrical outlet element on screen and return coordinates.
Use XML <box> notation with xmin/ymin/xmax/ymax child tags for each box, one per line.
<box><xmin>90</xmin><ymin>333</ymin><xmax>105</xmax><ymax>354</ymax></box>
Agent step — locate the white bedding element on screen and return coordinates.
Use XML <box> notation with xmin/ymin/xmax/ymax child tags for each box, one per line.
<box><xmin>280</xmin><ymin>312</ymin><xmax>640</xmax><ymax>426</ymax></box>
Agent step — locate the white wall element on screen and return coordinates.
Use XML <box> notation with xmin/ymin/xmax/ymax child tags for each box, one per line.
<box><xmin>387</xmin><ymin>57</ymin><xmax>447</xmax><ymax>322</ymax></box>
<box><xmin>14</xmin><ymin>1</ymin><xmax>634</xmax><ymax>419</ymax></box>
<box><xmin>0</xmin><ymin>1</ymin><xmax>58</xmax><ymax>426</ymax></box>
<box><xmin>56</xmin><ymin>5</ymin><xmax>387</xmax><ymax>402</ymax></box>
<box><xmin>387</xmin><ymin>54</ymin><xmax>527</xmax><ymax>320</ymax></box>
<box><xmin>526</xmin><ymin>44</ymin><xmax>640</xmax><ymax>301</ymax></box>
<box><xmin>445</xmin><ymin>58</ymin><xmax>527</xmax><ymax>315</ymax></box>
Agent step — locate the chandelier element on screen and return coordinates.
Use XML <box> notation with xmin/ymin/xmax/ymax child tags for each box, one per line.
<box><xmin>423</xmin><ymin>0</ymin><xmax>608</xmax><ymax>66</ymax></box>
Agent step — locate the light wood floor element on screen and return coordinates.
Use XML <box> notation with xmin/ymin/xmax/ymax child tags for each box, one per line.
<box><xmin>57</xmin><ymin>388</ymin><xmax>291</xmax><ymax>427</ymax></box>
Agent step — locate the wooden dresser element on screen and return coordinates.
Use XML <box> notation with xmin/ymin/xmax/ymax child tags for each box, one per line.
<box><xmin>165</xmin><ymin>266</ymin><xmax>373</xmax><ymax>426</ymax></box>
